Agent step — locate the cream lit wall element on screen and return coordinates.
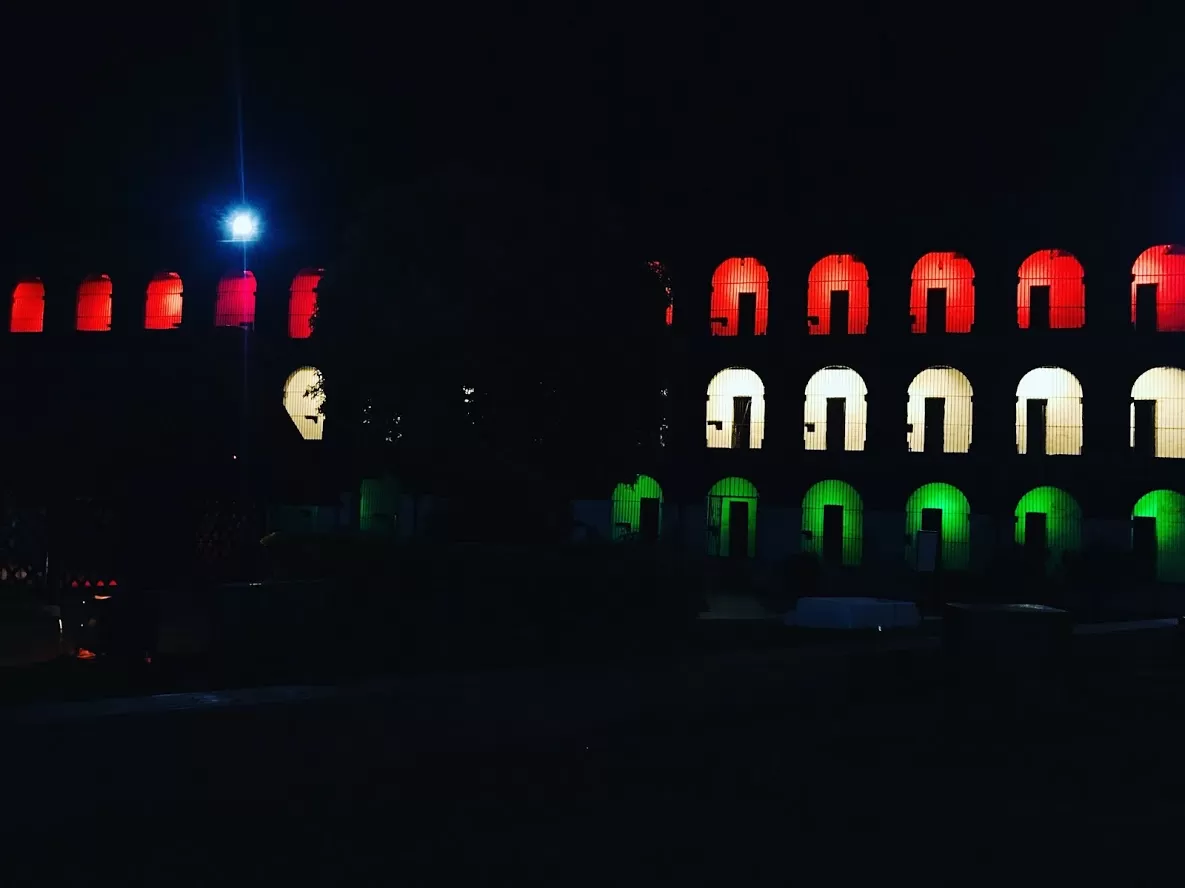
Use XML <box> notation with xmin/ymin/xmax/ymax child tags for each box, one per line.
<box><xmin>706</xmin><ymin>367</ymin><xmax>766</xmax><ymax>449</ymax></box>
<box><xmin>906</xmin><ymin>367</ymin><xmax>973</xmax><ymax>453</ymax></box>
<box><xmin>283</xmin><ymin>366</ymin><xmax>326</xmax><ymax>441</ymax></box>
<box><xmin>1015</xmin><ymin>367</ymin><xmax>1082</xmax><ymax>455</ymax></box>
<box><xmin>1131</xmin><ymin>367</ymin><xmax>1185</xmax><ymax>458</ymax></box>
<box><xmin>803</xmin><ymin>366</ymin><xmax>867</xmax><ymax>451</ymax></box>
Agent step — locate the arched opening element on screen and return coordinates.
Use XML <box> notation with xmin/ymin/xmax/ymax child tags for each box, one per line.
<box><xmin>288</xmin><ymin>268</ymin><xmax>322</xmax><ymax>339</ymax></box>
<box><xmin>707</xmin><ymin>477</ymin><xmax>757</xmax><ymax>558</ymax></box>
<box><xmin>710</xmin><ymin>257</ymin><xmax>768</xmax><ymax>336</ymax></box>
<box><xmin>11</xmin><ymin>280</ymin><xmax>45</xmax><ymax>333</ymax></box>
<box><xmin>706</xmin><ymin>367</ymin><xmax>765</xmax><ymax>450</ymax></box>
<box><xmin>801</xmin><ymin>480</ymin><xmax>863</xmax><ymax>566</ymax></box>
<box><xmin>1014</xmin><ymin>487</ymin><xmax>1082</xmax><ymax>575</ymax></box>
<box><xmin>1015</xmin><ymin>367</ymin><xmax>1083</xmax><ymax>456</ymax></box>
<box><xmin>215</xmin><ymin>270</ymin><xmax>257</xmax><ymax>328</ymax></box>
<box><xmin>76</xmin><ymin>274</ymin><xmax>113</xmax><ymax>332</ymax></box>
<box><xmin>905</xmin><ymin>482</ymin><xmax>971</xmax><ymax>571</ymax></box>
<box><xmin>807</xmin><ymin>253</ymin><xmax>869</xmax><ymax>335</ymax></box>
<box><xmin>1017</xmin><ymin>249</ymin><xmax>1085</xmax><ymax>330</ymax></box>
<box><xmin>360</xmin><ymin>476</ymin><xmax>400</xmax><ymax>533</ymax></box>
<box><xmin>906</xmin><ymin>366</ymin><xmax>973</xmax><ymax>454</ymax></box>
<box><xmin>1132</xmin><ymin>490</ymin><xmax>1185</xmax><ymax>583</ymax></box>
<box><xmin>649</xmin><ymin>261</ymin><xmax>673</xmax><ymax>326</ymax></box>
<box><xmin>1131</xmin><ymin>368</ymin><xmax>1185</xmax><ymax>458</ymax></box>
<box><xmin>804</xmin><ymin>366</ymin><xmax>867</xmax><ymax>452</ymax></box>
<box><xmin>144</xmin><ymin>272</ymin><xmax>184</xmax><ymax>330</ymax></box>
<box><xmin>282</xmin><ymin>366</ymin><xmax>325</xmax><ymax>441</ymax></box>
<box><xmin>910</xmin><ymin>252</ymin><xmax>974</xmax><ymax>334</ymax></box>
<box><xmin>1131</xmin><ymin>245</ymin><xmax>1185</xmax><ymax>333</ymax></box>
<box><xmin>611</xmin><ymin>474</ymin><xmax>663</xmax><ymax>542</ymax></box>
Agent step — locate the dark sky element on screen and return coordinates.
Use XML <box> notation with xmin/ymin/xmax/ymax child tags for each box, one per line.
<box><xmin>5</xmin><ymin>3</ymin><xmax>1185</xmax><ymax>277</ymax></box>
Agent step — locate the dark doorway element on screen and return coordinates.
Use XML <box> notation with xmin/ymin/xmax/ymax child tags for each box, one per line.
<box><xmin>737</xmin><ymin>292</ymin><xmax>757</xmax><ymax>337</ymax></box>
<box><xmin>921</xmin><ymin>507</ymin><xmax>943</xmax><ymax>569</ymax></box>
<box><xmin>638</xmin><ymin>497</ymin><xmax>660</xmax><ymax>543</ymax></box>
<box><xmin>1024</xmin><ymin>511</ymin><xmax>1047</xmax><ymax>572</ymax></box>
<box><xmin>822</xmin><ymin>504</ymin><xmax>843</xmax><ymax>566</ymax></box>
<box><xmin>728</xmin><ymin>500</ymin><xmax>749</xmax><ymax>558</ymax></box>
<box><xmin>830</xmin><ymin>290</ymin><xmax>849</xmax><ymax>336</ymax></box>
<box><xmin>1132</xmin><ymin>515</ymin><xmax>1157</xmax><ymax>581</ymax></box>
<box><xmin>923</xmin><ymin>397</ymin><xmax>945</xmax><ymax>454</ymax></box>
<box><xmin>1135</xmin><ymin>283</ymin><xmax>1158</xmax><ymax>333</ymax></box>
<box><xmin>825</xmin><ymin>398</ymin><xmax>846</xmax><ymax>452</ymax></box>
<box><xmin>926</xmin><ymin>288</ymin><xmax>947</xmax><ymax>334</ymax></box>
<box><xmin>1026</xmin><ymin>398</ymin><xmax>1048</xmax><ymax>455</ymax></box>
<box><xmin>1029</xmin><ymin>285</ymin><xmax>1051</xmax><ymax>331</ymax></box>
<box><xmin>731</xmin><ymin>396</ymin><xmax>752</xmax><ymax>450</ymax></box>
<box><xmin>1134</xmin><ymin>399</ymin><xmax>1157</xmax><ymax>458</ymax></box>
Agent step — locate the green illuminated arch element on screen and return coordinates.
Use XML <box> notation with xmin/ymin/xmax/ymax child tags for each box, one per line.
<box><xmin>1014</xmin><ymin>487</ymin><xmax>1082</xmax><ymax>574</ymax></box>
<box><xmin>1132</xmin><ymin>490</ymin><xmax>1185</xmax><ymax>582</ymax></box>
<box><xmin>360</xmin><ymin>476</ymin><xmax>400</xmax><ymax>533</ymax></box>
<box><xmin>905</xmin><ymin>482</ymin><xmax>971</xmax><ymax>570</ymax></box>
<box><xmin>611</xmin><ymin>474</ymin><xmax>664</xmax><ymax>541</ymax></box>
<box><xmin>802</xmin><ymin>480</ymin><xmax>863</xmax><ymax>565</ymax></box>
<box><xmin>707</xmin><ymin>476</ymin><xmax>758</xmax><ymax>558</ymax></box>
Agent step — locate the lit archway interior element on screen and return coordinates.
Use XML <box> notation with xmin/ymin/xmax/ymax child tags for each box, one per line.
<box><xmin>804</xmin><ymin>366</ymin><xmax>867</xmax><ymax>451</ymax></box>
<box><xmin>1131</xmin><ymin>245</ymin><xmax>1185</xmax><ymax>332</ymax></box>
<box><xmin>707</xmin><ymin>477</ymin><xmax>758</xmax><ymax>558</ymax></box>
<box><xmin>1132</xmin><ymin>490</ymin><xmax>1185</xmax><ymax>583</ymax></box>
<box><xmin>1015</xmin><ymin>367</ymin><xmax>1083</xmax><ymax>455</ymax></box>
<box><xmin>909</xmin><ymin>252</ymin><xmax>974</xmax><ymax>334</ymax></box>
<box><xmin>11</xmin><ymin>280</ymin><xmax>45</xmax><ymax>333</ymax></box>
<box><xmin>215</xmin><ymin>270</ymin><xmax>257</xmax><ymax>328</ymax></box>
<box><xmin>1130</xmin><ymin>368</ymin><xmax>1185</xmax><ymax>459</ymax></box>
<box><xmin>807</xmin><ymin>254</ymin><xmax>869</xmax><ymax>335</ymax></box>
<box><xmin>905</xmin><ymin>482</ymin><xmax>971</xmax><ymax>571</ymax></box>
<box><xmin>611</xmin><ymin>474</ymin><xmax>663</xmax><ymax>541</ymax></box>
<box><xmin>906</xmin><ymin>366</ymin><xmax>973</xmax><ymax>454</ymax></box>
<box><xmin>1017</xmin><ymin>249</ymin><xmax>1085</xmax><ymax>329</ymax></box>
<box><xmin>145</xmin><ymin>272</ymin><xmax>184</xmax><ymax>329</ymax></box>
<box><xmin>76</xmin><ymin>275</ymin><xmax>113</xmax><ymax>332</ymax></box>
<box><xmin>360</xmin><ymin>476</ymin><xmax>400</xmax><ymax>532</ymax></box>
<box><xmin>1014</xmin><ymin>486</ymin><xmax>1083</xmax><ymax>574</ymax></box>
<box><xmin>801</xmin><ymin>480</ymin><xmax>863</xmax><ymax>566</ymax></box>
<box><xmin>706</xmin><ymin>367</ymin><xmax>766</xmax><ymax>449</ymax></box>
<box><xmin>288</xmin><ymin>268</ymin><xmax>322</xmax><ymax>339</ymax></box>
<box><xmin>710</xmin><ymin>257</ymin><xmax>768</xmax><ymax>336</ymax></box>
<box><xmin>282</xmin><ymin>366</ymin><xmax>325</xmax><ymax>441</ymax></box>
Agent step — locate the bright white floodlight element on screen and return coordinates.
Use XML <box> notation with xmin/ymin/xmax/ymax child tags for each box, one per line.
<box><xmin>227</xmin><ymin>209</ymin><xmax>259</xmax><ymax>242</ymax></box>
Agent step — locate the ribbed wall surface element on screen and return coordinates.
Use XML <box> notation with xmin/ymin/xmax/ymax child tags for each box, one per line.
<box><xmin>801</xmin><ymin>479</ymin><xmax>863</xmax><ymax>565</ymax></box>
<box><xmin>360</xmin><ymin>477</ymin><xmax>400</xmax><ymax>532</ymax></box>
<box><xmin>709</xmin><ymin>257</ymin><xmax>768</xmax><ymax>336</ymax></box>
<box><xmin>144</xmin><ymin>272</ymin><xmax>184</xmax><ymax>330</ymax></box>
<box><xmin>706</xmin><ymin>476</ymin><xmax>758</xmax><ymax>558</ymax></box>
<box><xmin>807</xmin><ymin>254</ymin><xmax>869</xmax><ymax>335</ymax></box>
<box><xmin>906</xmin><ymin>366</ymin><xmax>973</xmax><ymax>453</ymax></box>
<box><xmin>905</xmin><ymin>482</ymin><xmax>971</xmax><ymax>571</ymax></box>
<box><xmin>706</xmin><ymin>367</ymin><xmax>766</xmax><ymax>449</ymax></box>
<box><xmin>76</xmin><ymin>275</ymin><xmax>113</xmax><ymax>332</ymax></box>
<box><xmin>1131</xmin><ymin>367</ymin><xmax>1185</xmax><ymax>458</ymax></box>
<box><xmin>1131</xmin><ymin>245</ymin><xmax>1185</xmax><ymax>332</ymax></box>
<box><xmin>288</xmin><ymin>268</ymin><xmax>322</xmax><ymax>339</ymax></box>
<box><xmin>215</xmin><ymin>270</ymin><xmax>257</xmax><ymax>329</ymax></box>
<box><xmin>611</xmin><ymin>474</ymin><xmax>663</xmax><ymax>541</ymax></box>
<box><xmin>909</xmin><ymin>252</ymin><xmax>974</xmax><ymax>334</ymax></box>
<box><xmin>1017</xmin><ymin>249</ymin><xmax>1085</xmax><ymax>329</ymax></box>
<box><xmin>1132</xmin><ymin>490</ymin><xmax>1185</xmax><ymax>582</ymax></box>
<box><xmin>10</xmin><ymin>280</ymin><xmax>44</xmax><ymax>333</ymax></box>
<box><xmin>283</xmin><ymin>366</ymin><xmax>325</xmax><ymax>441</ymax></box>
<box><xmin>1015</xmin><ymin>367</ymin><xmax>1083</xmax><ymax>455</ymax></box>
<box><xmin>1014</xmin><ymin>486</ymin><xmax>1083</xmax><ymax>574</ymax></box>
<box><xmin>803</xmin><ymin>366</ymin><xmax>867</xmax><ymax>451</ymax></box>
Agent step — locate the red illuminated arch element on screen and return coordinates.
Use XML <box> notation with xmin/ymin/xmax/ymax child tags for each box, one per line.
<box><xmin>807</xmin><ymin>254</ymin><xmax>869</xmax><ymax>335</ymax></box>
<box><xmin>76</xmin><ymin>274</ymin><xmax>113</xmax><ymax>332</ymax></box>
<box><xmin>145</xmin><ymin>272</ymin><xmax>184</xmax><ymax>330</ymax></box>
<box><xmin>215</xmin><ymin>270</ymin><xmax>257</xmax><ymax>328</ymax></box>
<box><xmin>11</xmin><ymin>280</ymin><xmax>45</xmax><ymax>333</ymax></box>
<box><xmin>288</xmin><ymin>268</ymin><xmax>322</xmax><ymax>339</ymax></box>
<box><xmin>1131</xmin><ymin>245</ymin><xmax>1185</xmax><ymax>332</ymax></box>
<box><xmin>1017</xmin><ymin>250</ymin><xmax>1084</xmax><ymax>329</ymax></box>
<box><xmin>910</xmin><ymin>252</ymin><xmax>974</xmax><ymax>334</ymax></box>
<box><xmin>710</xmin><ymin>257</ymin><xmax>768</xmax><ymax>336</ymax></box>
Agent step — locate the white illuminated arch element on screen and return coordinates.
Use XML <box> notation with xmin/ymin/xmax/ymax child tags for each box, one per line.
<box><xmin>706</xmin><ymin>367</ymin><xmax>766</xmax><ymax>449</ymax></box>
<box><xmin>804</xmin><ymin>366</ymin><xmax>868</xmax><ymax>451</ymax></box>
<box><xmin>1131</xmin><ymin>367</ymin><xmax>1185</xmax><ymax>458</ymax></box>
<box><xmin>283</xmin><ymin>366</ymin><xmax>326</xmax><ymax>441</ymax></box>
<box><xmin>906</xmin><ymin>366</ymin><xmax>973</xmax><ymax>453</ymax></box>
<box><xmin>1015</xmin><ymin>367</ymin><xmax>1082</xmax><ymax>455</ymax></box>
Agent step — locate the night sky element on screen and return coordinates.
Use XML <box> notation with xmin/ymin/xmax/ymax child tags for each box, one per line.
<box><xmin>5</xmin><ymin>4</ymin><xmax>1185</xmax><ymax>280</ymax></box>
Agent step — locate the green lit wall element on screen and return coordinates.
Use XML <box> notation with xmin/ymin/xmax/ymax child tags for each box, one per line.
<box><xmin>905</xmin><ymin>482</ymin><xmax>971</xmax><ymax>570</ymax></box>
<box><xmin>707</xmin><ymin>476</ymin><xmax>758</xmax><ymax>558</ymax></box>
<box><xmin>611</xmin><ymin>474</ymin><xmax>664</xmax><ymax>541</ymax></box>
<box><xmin>1132</xmin><ymin>490</ymin><xmax>1185</xmax><ymax>582</ymax></box>
<box><xmin>360</xmin><ymin>476</ymin><xmax>400</xmax><ymax>532</ymax></box>
<box><xmin>1014</xmin><ymin>486</ymin><xmax>1082</xmax><ymax>574</ymax></box>
<box><xmin>801</xmin><ymin>480</ymin><xmax>863</xmax><ymax>565</ymax></box>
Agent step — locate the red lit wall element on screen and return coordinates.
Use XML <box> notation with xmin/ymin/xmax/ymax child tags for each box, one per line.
<box><xmin>1132</xmin><ymin>245</ymin><xmax>1185</xmax><ymax>332</ymax></box>
<box><xmin>76</xmin><ymin>275</ymin><xmax>113</xmax><ymax>332</ymax></box>
<box><xmin>710</xmin><ymin>257</ymin><xmax>768</xmax><ymax>336</ymax></box>
<box><xmin>11</xmin><ymin>280</ymin><xmax>45</xmax><ymax>333</ymax></box>
<box><xmin>145</xmin><ymin>272</ymin><xmax>184</xmax><ymax>329</ymax></box>
<box><xmin>1017</xmin><ymin>250</ymin><xmax>1084</xmax><ymax>329</ymax></box>
<box><xmin>215</xmin><ymin>270</ymin><xmax>257</xmax><ymax>328</ymax></box>
<box><xmin>807</xmin><ymin>254</ymin><xmax>869</xmax><ymax>335</ymax></box>
<box><xmin>910</xmin><ymin>252</ymin><xmax>974</xmax><ymax>333</ymax></box>
<box><xmin>288</xmin><ymin>268</ymin><xmax>322</xmax><ymax>339</ymax></box>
